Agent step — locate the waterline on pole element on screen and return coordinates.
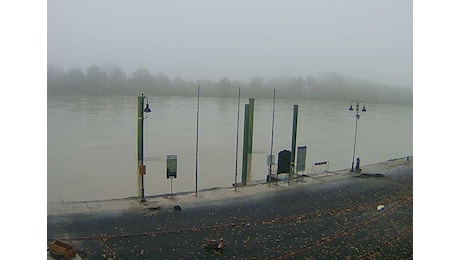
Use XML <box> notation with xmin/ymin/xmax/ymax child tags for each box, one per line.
<box><xmin>234</xmin><ymin>87</ymin><xmax>241</xmax><ymax>191</ymax></box>
<box><xmin>195</xmin><ymin>86</ymin><xmax>200</xmax><ymax>196</ymax></box>
<box><xmin>269</xmin><ymin>88</ymin><xmax>276</xmax><ymax>187</ymax></box>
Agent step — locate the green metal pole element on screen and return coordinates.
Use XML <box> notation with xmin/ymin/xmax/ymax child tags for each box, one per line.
<box><xmin>241</xmin><ymin>104</ymin><xmax>250</xmax><ymax>185</ymax></box>
<box><xmin>137</xmin><ymin>95</ymin><xmax>145</xmax><ymax>201</ymax></box>
<box><xmin>289</xmin><ymin>104</ymin><xmax>298</xmax><ymax>184</ymax></box>
<box><xmin>247</xmin><ymin>98</ymin><xmax>255</xmax><ymax>183</ymax></box>
<box><xmin>248</xmin><ymin>98</ymin><xmax>255</xmax><ymax>153</ymax></box>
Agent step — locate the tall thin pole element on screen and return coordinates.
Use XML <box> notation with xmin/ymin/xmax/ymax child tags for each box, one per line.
<box><xmin>195</xmin><ymin>86</ymin><xmax>200</xmax><ymax>197</ymax></box>
<box><xmin>289</xmin><ymin>104</ymin><xmax>298</xmax><ymax>185</ymax></box>
<box><xmin>351</xmin><ymin>103</ymin><xmax>359</xmax><ymax>172</ymax></box>
<box><xmin>248</xmin><ymin>98</ymin><xmax>255</xmax><ymax>154</ymax></box>
<box><xmin>248</xmin><ymin>99</ymin><xmax>255</xmax><ymax>184</ymax></box>
<box><xmin>241</xmin><ymin>104</ymin><xmax>250</xmax><ymax>185</ymax></box>
<box><xmin>234</xmin><ymin>87</ymin><xmax>241</xmax><ymax>191</ymax></box>
<box><xmin>137</xmin><ymin>94</ymin><xmax>146</xmax><ymax>202</ymax></box>
<box><xmin>349</xmin><ymin>99</ymin><xmax>366</xmax><ymax>172</ymax></box>
<box><xmin>269</xmin><ymin>88</ymin><xmax>276</xmax><ymax>187</ymax></box>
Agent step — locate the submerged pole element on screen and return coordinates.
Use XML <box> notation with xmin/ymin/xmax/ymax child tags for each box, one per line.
<box><xmin>248</xmin><ymin>98</ymin><xmax>255</xmax><ymax>154</ymax></box>
<box><xmin>241</xmin><ymin>98</ymin><xmax>255</xmax><ymax>185</ymax></box>
<box><xmin>137</xmin><ymin>95</ymin><xmax>145</xmax><ymax>200</ymax></box>
<box><xmin>241</xmin><ymin>104</ymin><xmax>250</xmax><ymax>185</ymax></box>
<box><xmin>269</xmin><ymin>88</ymin><xmax>276</xmax><ymax>186</ymax></box>
<box><xmin>247</xmin><ymin>98</ymin><xmax>255</xmax><ymax>183</ymax></box>
<box><xmin>137</xmin><ymin>93</ymin><xmax>151</xmax><ymax>202</ymax></box>
<box><xmin>234</xmin><ymin>87</ymin><xmax>241</xmax><ymax>191</ymax></box>
<box><xmin>195</xmin><ymin>86</ymin><xmax>200</xmax><ymax>197</ymax></box>
<box><xmin>289</xmin><ymin>104</ymin><xmax>298</xmax><ymax>185</ymax></box>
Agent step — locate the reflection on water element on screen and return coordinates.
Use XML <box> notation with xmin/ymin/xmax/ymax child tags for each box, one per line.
<box><xmin>48</xmin><ymin>95</ymin><xmax>412</xmax><ymax>202</ymax></box>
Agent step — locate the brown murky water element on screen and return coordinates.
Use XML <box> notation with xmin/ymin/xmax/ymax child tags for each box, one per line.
<box><xmin>48</xmin><ymin>95</ymin><xmax>412</xmax><ymax>201</ymax></box>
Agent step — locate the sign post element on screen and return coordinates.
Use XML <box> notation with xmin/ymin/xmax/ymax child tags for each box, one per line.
<box><xmin>296</xmin><ymin>146</ymin><xmax>307</xmax><ymax>173</ymax></box>
<box><xmin>167</xmin><ymin>155</ymin><xmax>177</xmax><ymax>197</ymax></box>
<box><xmin>296</xmin><ymin>146</ymin><xmax>307</xmax><ymax>182</ymax></box>
<box><xmin>267</xmin><ymin>154</ymin><xmax>276</xmax><ymax>184</ymax></box>
<box><xmin>266</xmin><ymin>154</ymin><xmax>276</xmax><ymax>167</ymax></box>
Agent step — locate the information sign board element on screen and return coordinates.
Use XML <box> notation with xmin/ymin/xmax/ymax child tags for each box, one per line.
<box><xmin>166</xmin><ymin>155</ymin><xmax>177</xmax><ymax>178</ymax></box>
<box><xmin>296</xmin><ymin>146</ymin><xmax>307</xmax><ymax>172</ymax></box>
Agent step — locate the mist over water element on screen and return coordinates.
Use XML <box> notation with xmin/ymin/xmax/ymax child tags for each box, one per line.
<box><xmin>48</xmin><ymin>1</ymin><xmax>413</xmax><ymax>88</ymax></box>
<box><xmin>47</xmin><ymin>0</ymin><xmax>413</xmax><ymax>202</ymax></box>
<box><xmin>47</xmin><ymin>95</ymin><xmax>412</xmax><ymax>202</ymax></box>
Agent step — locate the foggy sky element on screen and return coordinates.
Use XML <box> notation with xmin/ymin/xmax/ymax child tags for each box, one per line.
<box><xmin>47</xmin><ymin>0</ymin><xmax>412</xmax><ymax>87</ymax></box>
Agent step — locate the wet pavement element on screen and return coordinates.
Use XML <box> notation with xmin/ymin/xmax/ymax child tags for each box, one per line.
<box><xmin>48</xmin><ymin>158</ymin><xmax>412</xmax><ymax>259</ymax></box>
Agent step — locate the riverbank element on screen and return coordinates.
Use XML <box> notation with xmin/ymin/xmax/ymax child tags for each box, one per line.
<box><xmin>48</xmin><ymin>157</ymin><xmax>411</xmax><ymax>216</ymax></box>
<box><xmin>48</xmin><ymin>157</ymin><xmax>412</xmax><ymax>259</ymax></box>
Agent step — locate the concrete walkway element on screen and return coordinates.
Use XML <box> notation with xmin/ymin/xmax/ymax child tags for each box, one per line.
<box><xmin>47</xmin><ymin>157</ymin><xmax>412</xmax><ymax>216</ymax></box>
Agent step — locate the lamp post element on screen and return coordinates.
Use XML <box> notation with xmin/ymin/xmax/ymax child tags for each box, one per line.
<box><xmin>138</xmin><ymin>93</ymin><xmax>151</xmax><ymax>202</ymax></box>
<box><xmin>348</xmin><ymin>99</ymin><xmax>366</xmax><ymax>172</ymax></box>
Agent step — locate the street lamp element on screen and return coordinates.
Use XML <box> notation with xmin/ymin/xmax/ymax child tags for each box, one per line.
<box><xmin>348</xmin><ymin>99</ymin><xmax>366</xmax><ymax>172</ymax></box>
<box><xmin>138</xmin><ymin>93</ymin><xmax>151</xmax><ymax>202</ymax></box>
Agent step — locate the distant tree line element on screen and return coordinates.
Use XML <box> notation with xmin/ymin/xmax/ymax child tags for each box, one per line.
<box><xmin>48</xmin><ymin>64</ymin><xmax>412</xmax><ymax>105</ymax></box>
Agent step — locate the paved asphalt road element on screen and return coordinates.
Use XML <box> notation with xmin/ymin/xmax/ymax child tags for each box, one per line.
<box><xmin>48</xmin><ymin>162</ymin><xmax>412</xmax><ymax>259</ymax></box>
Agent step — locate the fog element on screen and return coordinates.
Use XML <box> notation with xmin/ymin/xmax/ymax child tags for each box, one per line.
<box><xmin>48</xmin><ymin>0</ymin><xmax>412</xmax><ymax>88</ymax></box>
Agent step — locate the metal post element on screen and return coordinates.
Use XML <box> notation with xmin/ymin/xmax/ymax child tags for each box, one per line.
<box><xmin>137</xmin><ymin>94</ymin><xmax>146</xmax><ymax>202</ymax></box>
<box><xmin>248</xmin><ymin>98</ymin><xmax>255</xmax><ymax>154</ymax></box>
<box><xmin>241</xmin><ymin>104</ymin><xmax>250</xmax><ymax>185</ymax></box>
<box><xmin>269</xmin><ymin>88</ymin><xmax>276</xmax><ymax>186</ymax></box>
<box><xmin>351</xmin><ymin>108</ymin><xmax>359</xmax><ymax>172</ymax></box>
<box><xmin>234</xmin><ymin>87</ymin><xmax>241</xmax><ymax>191</ymax></box>
<box><xmin>289</xmin><ymin>104</ymin><xmax>298</xmax><ymax>185</ymax></box>
<box><xmin>247</xmin><ymin>98</ymin><xmax>255</xmax><ymax>184</ymax></box>
<box><xmin>195</xmin><ymin>86</ymin><xmax>200</xmax><ymax>196</ymax></box>
<box><xmin>349</xmin><ymin>99</ymin><xmax>366</xmax><ymax>172</ymax></box>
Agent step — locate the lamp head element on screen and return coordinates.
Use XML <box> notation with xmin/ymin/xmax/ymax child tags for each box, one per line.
<box><xmin>144</xmin><ymin>103</ymin><xmax>151</xmax><ymax>113</ymax></box>
<box><xmin>348</xmin><ymin>105</ymin><xmax>353</xmax><ymax>111</ymax></box>
<box><xmin>361</xmin><ymin>106</ymin><xmax>366</xmax><ymax>112</ymax></box>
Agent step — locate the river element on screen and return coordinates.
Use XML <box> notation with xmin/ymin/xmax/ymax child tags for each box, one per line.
<box><xmin>47</xmin><ymin>95</ymin><xmax>412</xmax><ymax>202</ymax></box>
